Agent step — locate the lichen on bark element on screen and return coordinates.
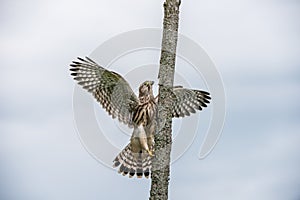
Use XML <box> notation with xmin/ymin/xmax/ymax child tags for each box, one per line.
<box><xmin>149</xmin><ymin>0</ymin><xmax>181</xmax><ymax>200</ymax></box>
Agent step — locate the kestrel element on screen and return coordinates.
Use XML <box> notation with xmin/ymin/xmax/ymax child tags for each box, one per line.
<box><xmin>70</xmin><ymin>57</ymin><xmax>211</xmax><ymax>178</ymax></box>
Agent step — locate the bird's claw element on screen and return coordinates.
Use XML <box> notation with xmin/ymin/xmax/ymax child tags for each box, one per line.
<box><xmin>148</xmin><ymin>150</ymin><xmax>154</xmax><ymax>157</ymax></box>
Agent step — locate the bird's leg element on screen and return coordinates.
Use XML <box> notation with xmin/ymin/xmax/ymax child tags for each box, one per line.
<box><xmin>147</xmin><ymin>123</ymin><xmax>156</xmax><ymax>157</ymax></box>
<box><xmin>147</xmin><ymin>134</ymin><xmax>155</xmax><ymax>157</ymax></box>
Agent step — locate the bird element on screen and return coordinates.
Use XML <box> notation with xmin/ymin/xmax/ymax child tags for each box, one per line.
<box><xmin>70</xmin><ymin>57</ymin><xmax>211</xmax><ymax>178</ymax></box>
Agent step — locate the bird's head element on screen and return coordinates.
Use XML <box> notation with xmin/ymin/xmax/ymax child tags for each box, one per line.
<box><xmin>138</xmin><ymin>81</ymin><xmax>154</xmax><ymax>102</ymax></box>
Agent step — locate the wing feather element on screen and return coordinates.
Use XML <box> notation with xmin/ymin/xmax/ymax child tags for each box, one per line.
<box><xmin>70</xmin><ymin>57</ymin><xmax>138</xmax><ymax>126</ymax></box>
<box><xmin>171</xmin><ymin>87</ymin><xmax>211</xmax><ymax>118</ymax></box>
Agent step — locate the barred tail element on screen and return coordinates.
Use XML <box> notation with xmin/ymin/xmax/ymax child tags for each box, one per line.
<box><xmin>113</xmin><ymin>144</ymin><xmax>152</xmax><ymax>178</ymax></box>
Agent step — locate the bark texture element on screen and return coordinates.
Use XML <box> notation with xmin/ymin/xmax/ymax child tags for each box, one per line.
<box><xmin>149</xmin><ymin>0</ymin><xmax>181</xmax><ymax>200</ymax></box>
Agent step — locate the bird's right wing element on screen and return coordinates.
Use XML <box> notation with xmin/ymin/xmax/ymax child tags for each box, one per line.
<box><xmin>70</xmin><ymin>57</ymin><xmax>139</xmax><ymax>127</ymax></box>
<box><xmin>171</xmin><ymin>86</ymin><xmax>211</xmax><ymax>118</ymax></box>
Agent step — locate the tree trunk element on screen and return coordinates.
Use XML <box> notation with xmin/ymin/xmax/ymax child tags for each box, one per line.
<box><xmin>149</xmin><ymin>0</ymin><xmax>181</xmax><ymax>200</ymax></box>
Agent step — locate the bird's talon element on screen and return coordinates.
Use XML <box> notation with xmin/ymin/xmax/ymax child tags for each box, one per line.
<box><xmin>148</xmin><ymin>150</ymin><xmax>154</xmax><ymax>157</ymax></box>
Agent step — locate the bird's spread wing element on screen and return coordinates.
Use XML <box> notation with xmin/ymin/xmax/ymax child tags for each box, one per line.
<box><xmin>70</xmin><ymin>57</ymin><xmax>138</xmax><ymax>127</ymax></box>
<box><xmin>171</xmin><ymin>86</ymin><xmax>211</xmax><ymax>118</ymax></box>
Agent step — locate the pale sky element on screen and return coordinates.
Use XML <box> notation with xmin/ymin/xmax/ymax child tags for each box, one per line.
<box><xmin>1</xmin><ymin>0</ymin><xmax>300</xmax><ymax>200</ymax></box>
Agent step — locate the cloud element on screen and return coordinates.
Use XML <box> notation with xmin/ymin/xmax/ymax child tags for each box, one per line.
<box><xmin>1</xmin><ymin>0</ymin><xmax>300</xmax><ymax>200</ymax></box>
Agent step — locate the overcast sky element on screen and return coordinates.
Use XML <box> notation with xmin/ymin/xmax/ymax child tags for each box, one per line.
<box><xmin>1</xmin><ymin>0</ymin><xmax>300</xmax><ymax>200</ymax></box>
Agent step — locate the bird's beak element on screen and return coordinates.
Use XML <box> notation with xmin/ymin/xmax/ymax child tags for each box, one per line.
<box><xmin>150</xmin><ymin>81</ymin><xmax>154</xmax><ymax>86</ymax></box>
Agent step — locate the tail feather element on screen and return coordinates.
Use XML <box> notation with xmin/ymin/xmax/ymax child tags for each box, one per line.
<box><xmin>113</xmin><ymin>144</ymin><xmax>152</xmax><ymax>178</ymax></box>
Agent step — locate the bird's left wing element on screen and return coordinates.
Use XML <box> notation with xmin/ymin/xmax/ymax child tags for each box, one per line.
<box><xmin>70</xmin><ymin>57</ymin><xmax>139</xmax><ymax>127</ymax></box>
<box><xmin>171</xmin><ymin>86</ymin><xmax>211</xmax><ymax>118</ymax></box>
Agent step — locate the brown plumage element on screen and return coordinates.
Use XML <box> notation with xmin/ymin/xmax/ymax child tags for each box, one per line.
<box><xmin>70</xmin><ymin>57</ymin><xmax>211</xmax><ymax>178</ymax></box>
